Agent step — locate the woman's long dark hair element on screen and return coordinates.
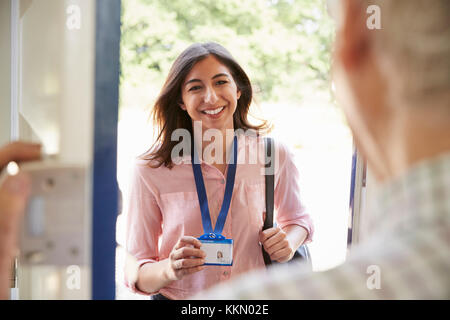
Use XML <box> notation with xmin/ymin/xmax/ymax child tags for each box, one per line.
<box><xmin>143</xmin><ymin>42</ymin><xmax>269</xmax><ymax>169</ymax></box>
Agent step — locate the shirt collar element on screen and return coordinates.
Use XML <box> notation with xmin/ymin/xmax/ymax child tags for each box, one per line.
<box><xmin>173</xmin><ymin>131</ymin><xmax>248</xmax><ymax>165</ymax></box>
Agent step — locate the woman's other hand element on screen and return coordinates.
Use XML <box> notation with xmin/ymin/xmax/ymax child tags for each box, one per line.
<box><xmin>259</xmin><ymin>227</ymin><xmax>295</xmax><ymax>263</ymax></box>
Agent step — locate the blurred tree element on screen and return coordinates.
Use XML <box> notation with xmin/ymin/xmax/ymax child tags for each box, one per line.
<box><xmin>120</xmin><ymin>0</ymin><xmax>335</xmax><ymax>109</ymax></box>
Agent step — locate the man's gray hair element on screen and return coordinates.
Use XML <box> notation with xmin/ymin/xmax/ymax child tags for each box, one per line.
<box><xmin>364</xmin><ymin>0</ymin><xmax>450</xmax><ymax>109</ymax></box>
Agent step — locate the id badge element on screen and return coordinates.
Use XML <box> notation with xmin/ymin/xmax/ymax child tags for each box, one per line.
<box><xmin>199</xmin><ymin>238</ymin><xmax>233</xmax><ymax>266</ymax></box>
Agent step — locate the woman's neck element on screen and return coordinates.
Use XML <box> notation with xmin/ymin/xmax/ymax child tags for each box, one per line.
<box><xmin>194</xmin><ymin>127</ymin><xmax>235</xmax><ymax>166</ymax></box>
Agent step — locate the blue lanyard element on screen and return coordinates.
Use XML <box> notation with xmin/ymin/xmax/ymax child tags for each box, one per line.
<box><xmin>191</xmin><ymin>135</ymin><xmax>237</xmax><ymax>240</ymax></box>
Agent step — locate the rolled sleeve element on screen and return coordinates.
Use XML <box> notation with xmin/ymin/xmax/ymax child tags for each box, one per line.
<box><xmin>124</xmin><ymin>161</ymin><xmax>162</xmax><ymax>295</ymax></box>
<box><xmin>273</xmin><ymin>142</ymin><xmax>314</xmax><ymax>244</ymax></box>
<box><xmin>124</xmin><ymin>259</ymin><xmax>160</xmax><ymax>296</ymax></box>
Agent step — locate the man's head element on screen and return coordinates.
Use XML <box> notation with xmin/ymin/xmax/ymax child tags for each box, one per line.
<box><xmin>332</xmin><ymin>0</ymin><xmax>450</xmax><ymax>182</ymax></box>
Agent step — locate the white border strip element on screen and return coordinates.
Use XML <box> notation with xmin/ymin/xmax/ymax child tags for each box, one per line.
<box><xmin>351</xmin><ymin>149</ymin><xmax>367</xmax><ymax>245</ymax></box>
<box><xmin>10</xmin><ymin>0</ymin><xmax>19</xmax><ymax>141</ymax></box>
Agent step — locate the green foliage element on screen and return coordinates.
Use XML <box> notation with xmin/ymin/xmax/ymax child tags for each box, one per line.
<box><xmin>120</xmin><ymin>0</ymin><xmax>335</xmax><ymax>109</ymax></box>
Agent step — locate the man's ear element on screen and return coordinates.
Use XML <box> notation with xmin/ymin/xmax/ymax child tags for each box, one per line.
<box><xmin>337</xmin><ymin>0</ymin><xmax>371</xmax><ymax>70</ymax></box>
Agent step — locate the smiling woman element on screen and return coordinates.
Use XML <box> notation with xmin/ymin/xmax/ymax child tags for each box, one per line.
<box><xmin>117</xmin><ymin>0</ymin><xmax>352</xmax><ymax>301</ymax></box>
<box><xmin>123</xmin><ymin>42</ymin><xmax>314</xmax><ymax>300</ymax></box>
<box><xmin>143</xmin><ymin>42</ymin><xmax>268</xmax><ymax>170</ymax></box>
<box><xmin>180</xmin><ymin>56</ymin><xmax>241</xmax><ymax>138</ymax></box>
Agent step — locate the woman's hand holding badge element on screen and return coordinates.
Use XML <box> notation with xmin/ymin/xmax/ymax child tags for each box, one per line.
<box><xmin>259</xmin><ymin>227</ymin><xmax>296</xmax><ymax>263</ymax></box>
<box><xmin>164</xmin><ymin>236</ymin><xmax>206</xmax><ymax>281</ymax></box>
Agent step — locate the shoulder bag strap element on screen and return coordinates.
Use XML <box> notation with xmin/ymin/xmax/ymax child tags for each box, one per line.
<box><xmin>262</xmin><ymin>137</ymin><xmax>274</xmax><ymax>266</ymax></box>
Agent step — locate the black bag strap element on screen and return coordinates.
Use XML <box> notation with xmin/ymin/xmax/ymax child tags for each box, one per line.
<box><xmin>261</xmin><ymin>137</ymin><xmax>312</xmax><ymax>268</ymax></box>
<box><xmin>262</xmin><ymin>137</ymin><xmax>274</xmax><ymax>266</ymax></box>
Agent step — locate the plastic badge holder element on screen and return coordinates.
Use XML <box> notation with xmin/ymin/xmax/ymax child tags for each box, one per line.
<box><xmin>198</xmin><ymin>233</ymin><xmax>233</xmax><ymax>266</ymax></box>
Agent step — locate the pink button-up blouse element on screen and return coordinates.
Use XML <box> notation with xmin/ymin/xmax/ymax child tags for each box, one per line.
<box><xmin>125</xmin><ymin>133</ymin><xmax>314</xmax><ymax>300</ymax></box>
